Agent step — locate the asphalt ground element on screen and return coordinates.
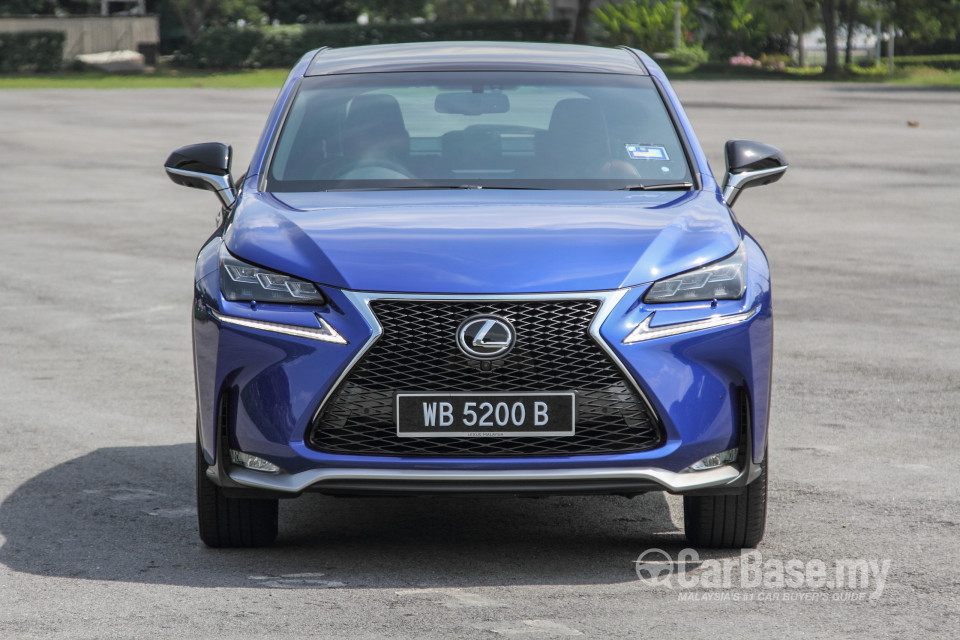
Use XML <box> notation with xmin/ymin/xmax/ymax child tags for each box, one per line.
<box><xmin>0</xmin><ymin>81</ymin><xmax>957</xmax><ymax>638</ymax></box>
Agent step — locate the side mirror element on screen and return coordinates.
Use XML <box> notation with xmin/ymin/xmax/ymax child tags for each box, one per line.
<box><xmin>164</xmin><ymin>142</ymin><xmax>236</xmax><ymax>208</ymax></box>
<box><xmin>721</xmin><ymin>139</ymin><xmax>788</xmax><ymax>207</ymax></box>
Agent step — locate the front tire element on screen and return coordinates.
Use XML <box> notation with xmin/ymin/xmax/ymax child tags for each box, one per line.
<box><xmin>196</xmin><ymin>436</ymin><xmax>278</xmax><ymax>548</ymax></box>
<box><xmin>683</xmin><ymin>455</ymin><xmax>767</xmax><ymax>548</ymax></box>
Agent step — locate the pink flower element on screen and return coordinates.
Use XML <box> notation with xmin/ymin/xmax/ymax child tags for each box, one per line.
<box><xmin>729</xmin><ymin>52</ymin><xmax>756</xmax><ymax>67</ymax></box>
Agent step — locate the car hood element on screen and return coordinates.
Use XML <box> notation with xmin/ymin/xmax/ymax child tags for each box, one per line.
<box><xmin>224</xmin><ymin>189</ymin><xmax>739</xmax><ymax>294</ymax></box>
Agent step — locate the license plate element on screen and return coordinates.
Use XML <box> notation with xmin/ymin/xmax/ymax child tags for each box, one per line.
<box><xmin>395</xmin><ymin>392</ymin><xmax>575</xmax><ymax>437</ymax></box>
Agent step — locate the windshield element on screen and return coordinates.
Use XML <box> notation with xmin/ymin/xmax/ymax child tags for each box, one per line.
<box><xmin>266</xmin><ymin>71</ymin><xmax>693</xmax><ymax>192</ymax></box>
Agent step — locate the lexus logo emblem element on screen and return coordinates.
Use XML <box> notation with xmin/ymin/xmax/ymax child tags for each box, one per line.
<box><xmin>456</xmin><ymin>315</ymin><xmax>516</xmax><ymax>360</ymax></box>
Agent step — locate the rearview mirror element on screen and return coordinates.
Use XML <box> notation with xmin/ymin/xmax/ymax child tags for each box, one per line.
<box><xmin>164</xmin><ymin>142</ymin><xmax>236</xmax><ymax>208</ymax></box>
<box><xmin>435</xmin><ymin>91</ymin><xmax>510</xmax><ymax>115</ymax></box>
<box><xmin>721</xmin><ymin>139</ymin><xmax>788</xmax><ymax>207</ymax></box>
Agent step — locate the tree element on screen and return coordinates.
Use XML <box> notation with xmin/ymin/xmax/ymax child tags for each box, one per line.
<box><xmin>572</xmin><ymin>0</ymin><xmax>592</xmax><ymax>43</ymax></box>
<box><xmin>260</xmin><ymin>0</ymin><xmax>359</xmax><ymax>24</ymax></box>
<box><xmin>165</xmin><ymin>0</ymin><xmax>264</xmax><ymax>42</ymax></box>
<box><xmin>168</xmin><ymin>0</ymin><xmax>220</xmax><ymax>42</ymax></box>
<box><xmin>764</xmin><ymin>0</ymin><xmax>820</xmax><ymax>66</ymax></box>
<box><xmin>593</xmin><ymin>0</ymin><xmax>688</xmax><ymax>51</ymax></box>
<box><xmin>820</xmin><ymin>0</ymin><xmax>839</xmax><ymax>73</ymax></box>
<box><xmin>512</xmin><ymin>0</ymin><xmax>548</xmax><ymax>20</ymax></box>
<box><xmin>887</xmin><ymin>0</ymin><xmax>960</xmax><ymax>52</ymax></box>
<box><xmin>794</xmin><ymin>0</ymin><xmax>820</xmax><ymax>67</ymax></box>
<box><xmin>840</xmin><ymin>0</ymin><xmax>858</xmax><ymax>65</ymax></box>
<box><xmin>358</xmin><ymin>0</ymin><xmax>425</xmax><ymax>21</ymax></box>
<box><xmin>0</xmin><ymin>0</ymin><xmax>57</xmax><ymax>13</ymax></box>
<box><xmin>698</xmin><ymin>0</ymin><xmax>785</xmax><ymax>58</ymax></box>
<box><xmin>427</xmin><ymin>0</ymin><xmax>538</xmax><ymax>21</ymax></box>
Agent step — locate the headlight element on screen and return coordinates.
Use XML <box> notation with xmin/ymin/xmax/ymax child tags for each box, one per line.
<box><xmin>220</xmin><ymin>249</ymin><xmax>326</xmax><ymax>304</ymax></box>
<box><xmin>644</xmin><ymin>245</ymin><xmax>746</xmax><ymax>303</ymax></box>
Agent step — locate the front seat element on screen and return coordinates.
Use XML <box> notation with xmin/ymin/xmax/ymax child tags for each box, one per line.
<box><xmin>538</xmin><ymin>98</ymin><xmax>635</xmax><ymax>179</ymax></box>
<box><xmin>340</xmin><ymin>94</ymin><xmax>410</xmax><ymax>167</ymax></box>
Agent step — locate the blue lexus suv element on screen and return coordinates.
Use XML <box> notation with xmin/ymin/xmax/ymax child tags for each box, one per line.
<box><xmin>165</xmin><ymin>42</ymin><xmax>787</xmax><ymax>548</ymax></box>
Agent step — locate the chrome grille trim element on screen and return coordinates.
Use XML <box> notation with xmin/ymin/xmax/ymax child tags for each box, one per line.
<box><xmin>307</xmin><ymin>289</ymin><xmax>661</xmax><ymax>453</ymax></box>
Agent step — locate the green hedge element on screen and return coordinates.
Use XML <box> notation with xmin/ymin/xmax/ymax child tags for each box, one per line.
<box><xmin>175</xmin><ymin>19</ymin><xmax>571</xmax><ymax>70</ymax></box>
<box><xmin>896</xmin><ymin>38</ymin><xmax>960</xmax><ymax>56</ymax></box>
<box><xmin>0</xmin><ymin>30</ymin><xmax>64</xmax><ymax>73</ymax></box>
<box><xmin>895</xmin><ymin>54</ymin><xmax>960</xmax><ymax>71</ymax></box>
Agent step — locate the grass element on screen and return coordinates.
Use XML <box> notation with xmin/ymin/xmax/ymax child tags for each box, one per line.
<box><xmin>2</xmin><ymin>61</ymin><xmax>959</xmax><ymax>89</ymax></box>
<box><xmin>0</xmin><ymin>67</ymin><xmax>290</xmax><ymax>89</ymax></box>
<box><xmin>892</xmin><ymin>54</ymin><xmax>960</xmax><ymax>70</ymax></box>
<box><xmin>888</xmin><ymin>66</ymin><xmax>960</xmax><ymax>86</ymax></box>
<box><xmin>660</xmin><ymin>62</ymin><xmax>960</xmax><ymax>86</ymax></box>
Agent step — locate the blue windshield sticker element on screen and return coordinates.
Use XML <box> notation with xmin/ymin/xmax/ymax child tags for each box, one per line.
<box><xmin>625</xmin><ymin>144</ymin><xmax>669</xmax><ymax>161</ymax></box>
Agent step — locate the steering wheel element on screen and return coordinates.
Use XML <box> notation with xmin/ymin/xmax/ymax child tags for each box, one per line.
<box><xmin>331</xmin><ymin>158</ymin><xmax>415</xmax><ymax>180</ymax></box>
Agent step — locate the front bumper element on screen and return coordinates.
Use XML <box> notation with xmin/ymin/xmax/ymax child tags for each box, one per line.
<box><xmin>193</xmin><ymin>237</ymin><xmax>773</xmax><ymax>498</ymax></box>
<box><xmin>221</xmin><ymin>458</ymin><xmax>763</xmax><ymax>497</ymax></box>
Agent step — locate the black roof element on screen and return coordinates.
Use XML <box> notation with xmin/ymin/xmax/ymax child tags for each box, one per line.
<box><xmin>305</xmin><ymin>41</ymin><xmax>648</xmax><ymax>76</ymax></box>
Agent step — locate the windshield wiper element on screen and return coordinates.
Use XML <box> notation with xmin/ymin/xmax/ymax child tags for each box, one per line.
<box><xmin>322</xmin><ymin>183</ymin><xmax>692</xmax><ymax>192</ymax></box>
<box><xmin>475</xmin><ymin>186</ymin><xmax>550</xmax><ymax>190</ymax></box>
<box><xmin>323</xmin><ymin>185</ymin><xmax>482</xmax><ymax>192</ymax></box>
<box><xmin>614</xmin><ymin>182</ymin><xmax>694</xmax><ymax>191</ymax></box>
<box><xmin>323</xmin><ymin>185</ymin><xmax>556</xmax><ymax>192</ymax></box>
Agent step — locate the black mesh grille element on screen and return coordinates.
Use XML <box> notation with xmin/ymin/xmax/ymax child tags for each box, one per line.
<box><xmin>307</xmin><ymin>299</ymin><xmax>662</xmax><ymax>457</ymax></box>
